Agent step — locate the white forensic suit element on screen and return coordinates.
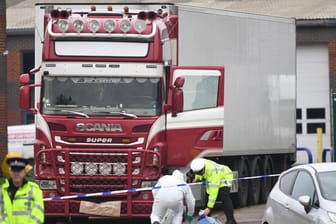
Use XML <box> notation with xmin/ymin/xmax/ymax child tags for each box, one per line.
<box><xmin>150</xmin><ymin>170</ymin><xmax>195</xmax><ymax>224</ymax></box>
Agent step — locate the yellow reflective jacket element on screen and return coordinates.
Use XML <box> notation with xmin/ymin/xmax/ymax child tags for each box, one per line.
<box><xmin>195</xmin><ymin>159</ymin><xmax>233</xmax><ymax>208</ymax></box>
<box><xmin>0</xmin><ymin>179</ymin><xmax>44</xmax><ymax>224</ymax></box>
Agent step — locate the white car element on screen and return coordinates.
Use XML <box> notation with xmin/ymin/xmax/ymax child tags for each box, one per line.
<box><xmin>262</xmin><ymin>162</ymin><xmax>336</xmax><ymax>224</ymax></box>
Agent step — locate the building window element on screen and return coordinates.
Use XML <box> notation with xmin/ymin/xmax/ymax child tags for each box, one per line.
<box><xmin>296</xmin><ymin>123</ymin><xmax>302</xmax><ymax>134</ymax></box>
<box><xmin>296</xmin><ymin>108</ymin><xmax>302</xmax><ymax>120</ymax></box>
<box><xmin>307</xmin><ymin>123</ymin><xmax>325</xmax><ymax>134</ymax></box>
<box><xmin>307</xmin><ymin>108</ymin><xmax>325</xmax><ymax>119</ymax></box>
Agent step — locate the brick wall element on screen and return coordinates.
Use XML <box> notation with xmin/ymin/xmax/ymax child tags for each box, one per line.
<box><xmin>0</xmin><ymin>0</ymin><xmax>8</xmax><ymax>168</ymax></box>
<box><xmin>329</xmin><ymin>42</ymin><xmax>336</xmax><ymax>93</ymax></box>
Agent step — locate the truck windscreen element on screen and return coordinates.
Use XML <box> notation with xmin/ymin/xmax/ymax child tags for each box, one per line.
<box><xmin>41</xmin><ymin>76</ymin><xmax>162</xmax><ymax>117</ymax></box>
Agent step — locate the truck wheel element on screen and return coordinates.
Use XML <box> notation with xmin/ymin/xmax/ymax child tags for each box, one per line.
<box><xmin>260</xmin><ymin>156</ymin><xmax>274</xmax><ymax>203</ymax></box>
<box><xmin>232</xmin><ymin>157</ymin><xmax>249</xmax><ymax>208</ymax></box>
<box><xmin>248</xmin><ymin>156</ymin><xmax>261</xmax><ymax>205</ymax></box>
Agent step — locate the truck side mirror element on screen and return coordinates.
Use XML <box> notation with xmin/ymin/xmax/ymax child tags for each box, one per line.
<box><xmin>19</xmin><ymin>73</ymin><xmax>37</xmax><ymax>114</ymax></box>
<box><xmin>172</xmin><ymin>77</ymin><xmax>184</xmax><ymax>117</ymax></box>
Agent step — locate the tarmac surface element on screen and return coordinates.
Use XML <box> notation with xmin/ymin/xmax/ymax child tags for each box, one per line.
<box><xmin>182</xmin><ymin>204</ymin><xmax>265</xmax><ymax>224</ymax></box>
<box><xmin>48</xmin><ymin>204</ymin><xmax>266</xmax><ymax>224</ymax></box>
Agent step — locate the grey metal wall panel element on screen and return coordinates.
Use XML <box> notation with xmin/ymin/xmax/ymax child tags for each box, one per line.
<box><xmin>177</xmin><ymin>5</ymin><xmax>296</xmax><ymax>155</ymax></box>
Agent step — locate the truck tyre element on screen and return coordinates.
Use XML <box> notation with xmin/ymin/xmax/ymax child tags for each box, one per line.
<box><xmin>232</xmin><ymin>157</ymin><xmax>249</xmax><ymax>208</ymax></box>
<box><xmin>248</xmin><ymin>156</ymin><xmax>261</xmax><ymax>205</ymax></box>
<box><xmin>260</xmin><ymin>156</ymin><xmax>274</xmax><ymax>203</ymax></box>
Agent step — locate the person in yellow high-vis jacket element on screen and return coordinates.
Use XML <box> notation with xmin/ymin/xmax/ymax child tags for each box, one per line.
<box><xmin>0</xmin><ymin>152</ymin><xmax>44</xmax><ymax>224</ymax></box>
<box><xmin>191</xmin><ymin>158</ymin><xmax>237</xmax><ymax>224</ymax></box>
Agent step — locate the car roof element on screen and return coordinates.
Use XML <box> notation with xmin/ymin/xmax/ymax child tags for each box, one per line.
<box><xmin>291</xmin><ymin>162</ymin><xmax>336</xmax><ymax>173</ymax></box>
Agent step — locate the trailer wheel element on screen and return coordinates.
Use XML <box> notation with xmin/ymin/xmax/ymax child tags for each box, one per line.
<box><xmin>232</xmin><ymin>157</ymin><xmax>249</xmax><ymax>208</ymax></box>
<box><xmin>248</xmin><ymin>156</ymin><xmax>261</xmax><ymax>205</ymax></box>
<box><xmin>260</xmin><ymin>156</ymin><xmax>274</xmax><ymax>203</ymax></box>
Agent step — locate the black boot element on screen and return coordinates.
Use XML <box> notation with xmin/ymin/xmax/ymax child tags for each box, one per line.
<box><xmin>226</xmin><ymin>219</ymin><xmax>237</xmax><ymax>224</ymax></box>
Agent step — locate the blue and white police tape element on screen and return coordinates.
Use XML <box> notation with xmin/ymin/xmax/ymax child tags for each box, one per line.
<box><xmin>43</xmin><ymin>173</ymin><xmax>280</xmax><ymax>201</ymax></box>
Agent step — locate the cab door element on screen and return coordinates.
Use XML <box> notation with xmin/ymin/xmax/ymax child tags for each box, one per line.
<box><xmin>165</xmin><ymin>66</ymin><xmax>224</xmax><ymax>166</ymax></box>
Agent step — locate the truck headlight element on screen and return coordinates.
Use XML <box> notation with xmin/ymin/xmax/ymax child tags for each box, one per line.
<box><xmin>85</xmin><ymin>163</ymin><xmax>98</xmax><ymax>175</ymax></box>
<box><xmin>113</xmin><ymin>163</ymin><xmax>126</xmax><ymax>176</ymax></box>
<box><xmin>71</xmin><ymin>162</ymin><xmax>83</xmax><ymax>175</ymax></box>
<box><xmin>99</xmin><ymin>163</ymin><xmax>112</xmax><ymax>175</ymax></box>
<box><xmin>39</xmin><ymin>180</ymin><xmax>57</xmax><ymax>190</ymax></box>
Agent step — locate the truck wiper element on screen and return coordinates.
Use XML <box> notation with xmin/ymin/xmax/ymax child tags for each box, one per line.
<box><xmin>95</xmin><ymin>111</ymin><xmax>138</xmax><ymax>118</ymax></box>
<box><xmin>119</xmin><ymin>111</ymin><xmax>138</xmax><ymax>118</ymax></box>
<box><xmin>59</xmin><ymin>109</ymin><xmax>89</xmax><ymax>118</ymax></box>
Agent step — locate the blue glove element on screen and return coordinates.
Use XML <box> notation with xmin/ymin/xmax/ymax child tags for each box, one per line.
<box><xmin>187</xmin><ymin>215</ymin><xmax>193</xmax><ymax>223</ymax></box>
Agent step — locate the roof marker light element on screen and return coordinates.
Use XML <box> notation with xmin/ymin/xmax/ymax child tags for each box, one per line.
<box><xmin>60</xmin><ymin>9</ymin><xmax>70</xmax><ymax>19</ymax></box>
<box><xmin>73</xmin><ymin>19</ymin><xmax>84</xmax><ymax>33</ymax></box>
<box><xmin>124</xmin><ymin>6</ymin><xmax>129</xmax><ymax>14</ymax></box>
<box><xmin>147</xmin><ymin>11</ymin><xmax>157</xmax><ymax>20</ymax></box>
<box><xmin>50</xmin><ymin>9</ymin><xmax>60</xmax><ymax>19</ymax></box>
<box><xmin>88</xmin><ymin>19</ymin><xmax>100</xmax><ymax>33</ymax></box>
<box><xmin>138</xmin><ymin>11</ymin><xmax>147</xmax><ymax>20</ymax></box>
<box><xmin>104</xmin><ymin>19</ymin><xmax>116</xmax><ymax>33</ymax></box>
<box><xmin>119</xmin><ymin>19</ymin><xmax>131</xmax><ymax>33</ymax></box>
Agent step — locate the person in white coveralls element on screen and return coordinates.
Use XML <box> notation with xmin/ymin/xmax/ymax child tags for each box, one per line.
<box><xmin>150</xmin><ymin>170</ymin><xmax>195</xmax><ymax>224</ymax></box>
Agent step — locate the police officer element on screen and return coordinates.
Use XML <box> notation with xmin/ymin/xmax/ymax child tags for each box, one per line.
<box><xmin>0</xmin><ymin>152</ymin><xmax>44</xmax><ymax>224</ymax></box>
<box><xmin>190</xmin><ymin>158</ymin><xmax>237</xmax><ymax>224</ymax></box>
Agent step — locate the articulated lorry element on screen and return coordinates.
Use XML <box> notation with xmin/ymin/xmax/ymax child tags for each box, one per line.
<box><xmin>7</xmin><ymin>124</ymin><xmax>35</xmax><ymax>163</ymax></box>
<box><xmin>19</xmin><ymin>2</ymin><xmax>296</xmax><ymax>221</ymax></box>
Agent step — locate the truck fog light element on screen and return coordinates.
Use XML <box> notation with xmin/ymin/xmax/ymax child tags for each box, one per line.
<box><xmin>71</xmin><ymin>162</ymin><xmax>83</xmax><ymax>175</ymax></box>
<box><xmin>57</xmin><ymin>154</ymin><xmax>65</xmax><ymax>162</ymax></box>
<box><xmin>133</xmin><ymin>156</ymin><xmax>141</xmax><ymax>164</ymax></box>
<box><xmin>58</xmin><ymin>167</ymin><xmax>65</xmax><ymax>175</ymax></box>
<box><xmin>99</xmin><ymin>163</ymin><xmax>112</xmax><ymax>175</ymax></box>
<box><xmin>40</xmin><ymin>152</ymin><xmax>46</xmax><ymax>162</ymax></box>
<box><xmin>85</xmin><ymin>163</ymin><xmax>98</xmax><ymax>175</ymax></box>
<box><xmin>132</xmin><ymin>168</ymin><xmax>140</xmax><ymax>175</ymax></box>
<box><xmin>142</xmin><ymin>193</ymin><xmax>149</xmax><ymax>200</ymax></box>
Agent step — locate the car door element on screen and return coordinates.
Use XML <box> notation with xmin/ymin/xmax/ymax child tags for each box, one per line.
<box><xmin>270</xmin><ymin>170</ymin><xmax>298</xmax><ymax>224</ymax></box>
<box><xmin>286</xmin><ymin>170</ymin><xmax>318</xmax><ymax>223</ymax></box>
